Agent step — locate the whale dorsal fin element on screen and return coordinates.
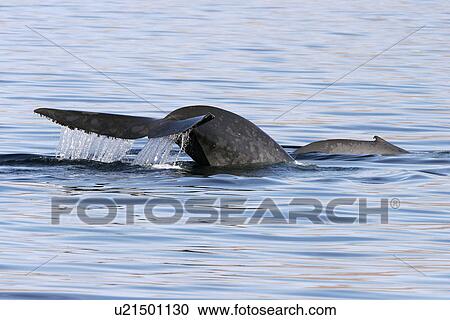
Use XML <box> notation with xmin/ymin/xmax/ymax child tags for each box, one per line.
<box><xmin>34</xmin><ymin>108</ymin><xmax>213</xmax><ymax>139</ymax></box>
<box><xmin>373</xmin><ymin>135</ymin><xmax>386</xmax><ymax>142</ymax></box>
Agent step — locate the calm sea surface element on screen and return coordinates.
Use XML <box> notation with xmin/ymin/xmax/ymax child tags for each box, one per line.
<box><xmin>0</xmin><ymin>0</ymin><xmax>449</xmax><ymax>299</ymax></box>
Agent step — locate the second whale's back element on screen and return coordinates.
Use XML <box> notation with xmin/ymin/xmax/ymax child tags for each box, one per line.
<box><xmin>295</xmin><ymin>136</ymin><xmax>408</xmax><ymax>155</ymax></box>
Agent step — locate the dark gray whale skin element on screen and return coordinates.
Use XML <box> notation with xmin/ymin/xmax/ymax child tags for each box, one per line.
<box><xmin>167</xmin><ymin>106</ymin><xmax>294</xmax><ymax>166</ymax></box>
<box><xmin>295</xmin><ymin>136</ymin><xmax>408</xmax><ymax>155</ymax></box>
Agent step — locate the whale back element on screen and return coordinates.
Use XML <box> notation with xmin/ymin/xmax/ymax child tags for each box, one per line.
<box><xmin>294</xmin><ymin>136</ymin><xmax>408</xmax><ymax>155</ymax></box>
<box><xmin>167</xmin><ymin>106</ymin><xmax>293</xmax><ymax>166</ymax></box>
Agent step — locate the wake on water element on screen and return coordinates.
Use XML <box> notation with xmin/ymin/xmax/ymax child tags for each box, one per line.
<box><xmin>2</xmin><ymin>126</ymin><xmax>448</xmax><ymax>169</ymax></box>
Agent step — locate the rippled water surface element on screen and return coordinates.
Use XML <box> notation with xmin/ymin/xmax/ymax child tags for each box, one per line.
<box><xmin>0</xmin><ymin>0</ymin><xmax>449</xmax><ymax>299</ymax></box>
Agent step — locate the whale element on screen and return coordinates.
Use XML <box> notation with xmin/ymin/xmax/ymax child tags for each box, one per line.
<box><xmin>34</xmin><ymin>105</ymin><xmax>293</xmax><ymax>166</ymax></box>
<box><xmin>294</xmin><ymin>136</ymin><xmax>408</xmax><ymax>156</ymax></box>
<box><xmin>35</xmin><ymin>105</ymin><xmax>408</xmax><ymax>166</ymax></box>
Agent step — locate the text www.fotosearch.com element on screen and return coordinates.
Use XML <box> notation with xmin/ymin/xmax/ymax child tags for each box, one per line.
<box><xmin>114</xmin><ymin>302</ymin><xmax>337</xmax><ymax>317</ymax></box>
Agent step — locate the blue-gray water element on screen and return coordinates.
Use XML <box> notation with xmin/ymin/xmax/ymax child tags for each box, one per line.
<box><xmin>0</xmin><ymin>0</ymin><xmax>449</xmax><ymax>299</ymax></box>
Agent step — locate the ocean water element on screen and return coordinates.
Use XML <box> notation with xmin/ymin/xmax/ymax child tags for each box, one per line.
<box><xmin>0</xmin><ymin>0</ymin><xmax>449</xmax><ymax>299</ymax></box>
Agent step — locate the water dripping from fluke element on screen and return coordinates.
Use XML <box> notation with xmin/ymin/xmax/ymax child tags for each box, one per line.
<box><xmin>56</xmin><ymin>127</ymin><xmax>134</xmax><ymax>163</ymax></box>
<box><xmin>55</xmin><ymin>126</ymin><xmax>190</xmax><ymax>168</ymax></box>
<box><xmin>132</xmin><ymin>131</ymin><xmax>190</xmax><ymax>168</ymax></box>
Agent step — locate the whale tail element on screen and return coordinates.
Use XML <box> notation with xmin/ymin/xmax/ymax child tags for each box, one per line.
<box><xmin>34</xmin><ymin>108</ymin><xmax>214</xmax><ymax>139</ymax></box>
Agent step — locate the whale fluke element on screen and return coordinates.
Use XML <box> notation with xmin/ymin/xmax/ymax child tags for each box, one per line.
<box><xmin>34</xmin><ymin>106</ymin><xmax>293</xmax><ymax>167</ymax></box>
<box><xmin>34</xmin><ymin>108</ymin><xmax>214</xmax><ymax>139</ymax></box>
<box><xmin>294</xmin><ymin>135</ymin><xmax>408</xmax><ymax>155</ymax></box>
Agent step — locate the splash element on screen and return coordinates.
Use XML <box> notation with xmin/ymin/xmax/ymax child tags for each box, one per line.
<box><xmin>56</xmin><ymin>127</ymin><xmax>134</xmax><ymax>163</ymax></box>
<box><xmin>132</xmin><ymin>131</ymin><xmax>190</xmax><ymax>167</ymax></box>
<box><xmin>55</xmin><ymin>126</ymin><xmax>190</xmax><ymax>167</ymax></box>
<box><xmin>132</xmin><ymin>135</ymin><xmax>174</xmax><ymax>166</ymax></box>
<box><xmin>172</xmin><ymin>130</ymin><xmax>190</xmax><ymax>164</ymax></box>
